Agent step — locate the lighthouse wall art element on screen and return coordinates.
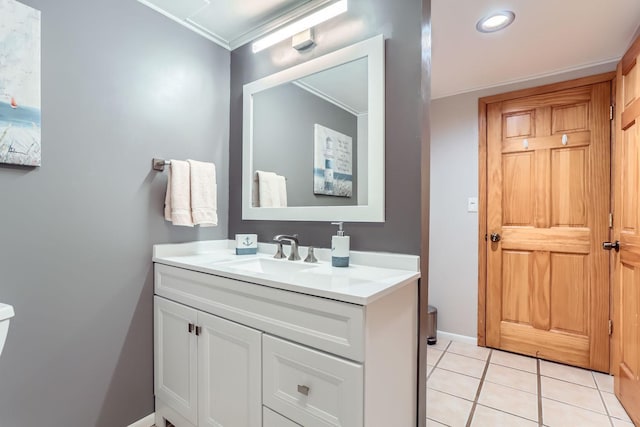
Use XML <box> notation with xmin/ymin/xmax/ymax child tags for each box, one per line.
<box><xmin>0</xmin><ymin>0</ymin><xmax>41</xmax><ymax>166</ymax></box>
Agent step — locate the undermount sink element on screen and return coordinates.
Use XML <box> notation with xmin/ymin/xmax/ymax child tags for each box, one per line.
<box><xmin>221</xmin><ymin>257</ymin><xmax>314</xmax><ymax>275</ymax></box>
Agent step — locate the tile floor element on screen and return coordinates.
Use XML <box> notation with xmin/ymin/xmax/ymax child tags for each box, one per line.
<box><xmin>427</xmin><ymin>339</ymin><xmax>635</xmax><ymax>427</ymax></box>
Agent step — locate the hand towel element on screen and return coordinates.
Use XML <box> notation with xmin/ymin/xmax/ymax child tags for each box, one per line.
<box><xmin>188</xmin><ymin>159</ymin><xmax>218</xmax><ymax>227</ymax></box>
<box><xmin>164</xmin><ymin>160</ymin><xmax>193</xmax><ymax>226</ymax></box>
<box><xmin>256</xmin><ymin>170</ymin><xmax>287</xmax><ymax>208</ymax></box>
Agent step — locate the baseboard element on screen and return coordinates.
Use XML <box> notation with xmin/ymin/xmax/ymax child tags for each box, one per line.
<box><xmin>437</xmin><ymin>330</ymin><xmax>477</xmax><ymax>345</ymax></box>
<box><xmin>127</xmin><ymin>413</ymin><xmax>155</xmax><ymax>427</ymax></box>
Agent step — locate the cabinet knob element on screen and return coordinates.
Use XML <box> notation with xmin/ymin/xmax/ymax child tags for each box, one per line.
<box><xmin>195</xmin><ymin>326</ymin><xmax>202</xmax><ymax>336</ymax></box>
<box><xmin>297</xmin><ymin>384</ymin><xmax>310</xmax><ymax>396</ymax></box>
<box><xmin>188</xmin><ymin>323</ymin><xmax>195</xmax><ymax>333</ymax></box>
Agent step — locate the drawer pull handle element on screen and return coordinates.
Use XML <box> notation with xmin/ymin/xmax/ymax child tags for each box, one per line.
<box><xmin>188</xmin><ymin>323</ymin><xmax>194</xmax><ymax>333</ymax></box>
<box><xmin>195</xmin><ymin>326</ymin><xmax>202</xmax><ymax>336</ymax></box>
<box><xmin>297</xmin><ymin>384</ymin><xmax>310</xmax><ymax>396</ymax></box>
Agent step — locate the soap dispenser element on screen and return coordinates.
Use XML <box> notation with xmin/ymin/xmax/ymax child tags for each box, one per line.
<box><xmin>331</xmin><ymin>222</ymin><xmax>350</xmax><ymax>267</ymax></box>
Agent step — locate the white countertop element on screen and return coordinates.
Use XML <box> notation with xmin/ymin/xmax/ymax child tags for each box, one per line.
<box><xmin>153</xmin><ymin>240</ymin><xmax>421</xmax><ymax>305</ymax></box>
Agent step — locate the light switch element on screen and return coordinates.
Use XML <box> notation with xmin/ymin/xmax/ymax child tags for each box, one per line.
<box><xmin>467</xmin><ymin>197</ymin><xmax>478</xmax><ymax>213</ymax></box>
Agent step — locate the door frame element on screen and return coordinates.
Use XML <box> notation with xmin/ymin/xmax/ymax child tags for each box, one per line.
<box><xmin>477</xmin><ymin>72</ymin><xmax>617</xmax><ymax>347</ymax></box>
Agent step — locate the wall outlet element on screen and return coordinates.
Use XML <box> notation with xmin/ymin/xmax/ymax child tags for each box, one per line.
<box><xmin>467</xmin><ymin>197</ymin><xmax>478</xmax><ymax>213</ymax></box>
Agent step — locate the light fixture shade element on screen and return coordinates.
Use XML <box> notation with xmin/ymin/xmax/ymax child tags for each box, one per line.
<box><xmin>252</xmin><ymin>0</ymin><xmax>348</xmax><ymax>53</ymax></box>
<box><xmin>476</xmin><ymin>10</ymin><xmax>515</xmax><ymax>33</ymax></box>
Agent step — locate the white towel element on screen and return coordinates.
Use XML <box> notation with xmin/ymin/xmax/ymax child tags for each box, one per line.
<box><xmin>188</xmin><ymin>159</ymin><xmax>218</xmax><ymax>227</ymax></box>
<box><xmin>256</xmin><ymin>170</ymin><xmax>287</xmax><ymax>208</ymax></box>
<box><xmin>164</xmin><ymin>160</ymin><xmax>193</xmax><ymax>226</ymax></box>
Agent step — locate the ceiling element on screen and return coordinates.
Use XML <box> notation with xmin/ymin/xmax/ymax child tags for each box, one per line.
<box><xmin>432</xmin><ymin>0</ymin><xmax>640</xmax><ymax>99</ymax></box>
<box><xmin>138</xmin><ymin>0</ymin><xmax>640</xmax><ymax>99</ymax></box>
<box><xmin>137</xmin><ymin>0</ymin><xmax>323</xmax><ymax>50</ymax></box>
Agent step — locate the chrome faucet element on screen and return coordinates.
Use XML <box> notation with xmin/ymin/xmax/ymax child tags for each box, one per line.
<box><xmin>273</xmin><ymin>234</ymin><xmax>301</xmax><ymax>261</ymax></box>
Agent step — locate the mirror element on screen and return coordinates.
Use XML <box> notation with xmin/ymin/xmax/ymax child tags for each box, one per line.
<box><xmin>242</xmin><ymin>35</ymin><xmax>385</xmax><ymax>222</ymax></box>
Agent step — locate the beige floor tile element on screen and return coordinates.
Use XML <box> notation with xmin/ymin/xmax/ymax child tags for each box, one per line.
<box><xmin>540</xmin><ymin>376</ymin><xmax>605</xmax><ymax>413</ymax></box>
<box><xmin>426</xmin><ymin>417</ymin><xmax>448</xmax><ymax>426</ymax></box>
<box><xmin>478</xmin><ymin>381</ymin><xmax>538</xmax><ymax>422</ymax></box>
<box><xmin>429</xmin><ymin>339</ymin><xmax>451</xmax><ymax>351</ymax></box>
<box><xmin>447</xmin><ymin>341</ymin><xmax>491</xmax><ymax>360</ymax></box>
<box><xmin>542</xmin><ymin>398</ymin><xmax>611</xmax><ymax>427</ymax></box>
<box><xmin>539</xmin><ymin>360</ymin><xmax>596</xmax><ymax>388</ymax></box>
<box><xmin>484</xmin><ymin>363</ymin><xmax>538</xmax><ymax>394</ymax></box>
<box><xmin>427</xmin><ymin>367</ymin><xmax>481</xmax><ymax>401</ymax></box>
<box><xmin>602</xmin><ymin>392</ymin><xmax>632</xmax><ymax>422</ymax></box>
<box><xmin>427</xmin><ymin>364</ymin><xmax>434</xmax><ymax>377</ymax></box>
<box><xmin>427</xmin><ymin>347</ymin><xmax>443</xmax><ymax>366</ymax></box>
<box><xmin>426</xmin><ymin>388</ymin><xmax>473</xmax><ymax>427</ymax></box>
<box><xmin>471</xmin><ymin>404</ymin><xmax>538</xmax><ymax>427</ymax></box>
<box><xmin>490</xmin><ymin>350</ymin><xmax>537</xmax><ymax>373</ymax></box>
<box><xmin>438</xmin><ymin>352</ymin><xmax>487</xmax><ymax>378</ymax></box>
<box><xmin>592</xmin><ymin>371</ymin><xmax>614</xmax><ymax>393</ymax></box>
<box><xmin>611</xmin><ymin>418</ymin><xmax>635</xmax><ymax>427</ymax></box>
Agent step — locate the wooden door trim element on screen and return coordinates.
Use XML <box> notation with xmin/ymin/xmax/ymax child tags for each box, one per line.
<box><xmin>479</xmin><ymin>72</ymin><xmax>615</xmax><ymax>105</ymax></box>
<box><xmin>477</xmin><ymin>72</ymin><xmax>616</xmax><ymax>346</ymax></box>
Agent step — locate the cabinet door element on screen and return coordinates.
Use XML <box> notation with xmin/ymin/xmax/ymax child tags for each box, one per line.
<box><xmin>197</xmin><ymin>311</ymin><xmax>262</xmax><ymax>427</ymax></box>
<box><xmin>154</xmin><ymin>296</ymin><xmax>198</xmax><ymax>426</ymax></box>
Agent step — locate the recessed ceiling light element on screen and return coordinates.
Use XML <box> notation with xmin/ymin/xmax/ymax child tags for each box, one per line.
<box><xmin>476</xmin><ymin>10</ymin><xmax>515</xmax><ymax>33</ymax></box>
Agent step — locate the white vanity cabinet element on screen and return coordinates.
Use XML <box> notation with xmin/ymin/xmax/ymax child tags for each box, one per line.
<box><xmin>154</xmin><ymin>296</ymin><xmax>262</xmax><ymax>427</ymax></box>
<box><xmin>153</xmin><ymin>247</ymin><xmax>418</xmax><ymax>427</ymax></box>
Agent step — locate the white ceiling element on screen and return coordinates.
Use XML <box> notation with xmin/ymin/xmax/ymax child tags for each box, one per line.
<box><xmin>296</xmin><ymin>57</ymin><xmax>368</xmax><ymax>115</ymax></box>
<box><xmin>432</xmin><ymin>0</ymin><xmax>640</xmax><ymax>99</ymax></box>
<box><xmin>138</xmin><ymin>0</ymin><xmax>640</xmax><ymax>100</ymax></box>
<box><xmin>137</xmin><ymin>0</ymin><xmax>320</xmax><ymax>50</ymax></box>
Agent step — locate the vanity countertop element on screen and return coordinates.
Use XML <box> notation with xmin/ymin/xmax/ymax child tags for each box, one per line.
<box><xmin>153</xmin><ymin>240</ymin><xmax>420</xmax><ymax>305</ymax></box>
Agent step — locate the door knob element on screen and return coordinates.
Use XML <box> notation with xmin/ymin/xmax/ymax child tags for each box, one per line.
<box><xmin>602</xmin><ymin>241</ymin><xmax>620</xmax><ymax>252</ymax></box>
<box><xmin>490</xmin><ymin>233</ymin><xmax>501</xmax><ymax>242</ymax></box>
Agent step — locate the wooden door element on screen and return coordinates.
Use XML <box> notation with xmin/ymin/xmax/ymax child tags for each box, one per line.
<box><xmin>154</xmin><ymin>296</ymin><xmax>199</xmax><ymax>425</ymax></box>
<box><xmin>197</xmin><ymin>311</ymin><xmax>262</xmax><ymax>427</ymax></box>
<box><xmin>613</xmin><ymin>34</ymin><xmax>640</xmax><ymax>426</ymax></box>
<box><xmin>485</xmin><ymin>82</ymin><xmax>611</xmax><ymax>371</ymax></box>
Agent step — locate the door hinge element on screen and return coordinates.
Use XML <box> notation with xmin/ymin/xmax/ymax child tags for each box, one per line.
<box><xmin>484</xmin><ymin>234</ymin><xmax>488</xmax><ymax>242</ymax></box>
<box><xmin>610</xmin><ymin>105</ymin><xmax>614</xmax><ymax>120</ymax></box>
<box><xmin>609</xmin><ymin>213</ymin><xmax>613</xmax><ymax>228</ymax></box>
<box><xmin>608</xmin><ymin>319</ymin><xmax>613</xmax><ymax>336</ymax></box>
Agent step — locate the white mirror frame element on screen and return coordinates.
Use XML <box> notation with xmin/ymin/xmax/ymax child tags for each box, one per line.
<box><xmin>242</xmin><ymin>34</ymin><xmax>385</xmax><ymax>222</ymax></box>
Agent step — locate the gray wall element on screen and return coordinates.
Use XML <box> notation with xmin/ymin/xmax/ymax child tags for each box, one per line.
<box><xmin>0</xmin><ymin>0</ymin><xmax>230</xmax><ymax>426</ymax></box>
<box><xmin>253</xmin><ymin>83</ymin><xmax>358</xmax><ymax>207</ymax></box>
<box><xmin>229</xmin><ymin>0</ymin><xmax>423</xmax><ymax>254</ymax></box>
<box><xmin>429</xmin><ymin>62</ymin><xmax>616</xmax><ymax>338</ymax></box>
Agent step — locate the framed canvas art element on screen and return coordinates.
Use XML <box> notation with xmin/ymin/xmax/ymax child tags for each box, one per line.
<box><xmin>313</xmin><ymin>124</ymin><xmax>353</xmax><ymax>197</ymax></box>
<box><xmin>0</xmin><ymin>0</ymin><xmax>41</xmax><ymax>166</ymax></box>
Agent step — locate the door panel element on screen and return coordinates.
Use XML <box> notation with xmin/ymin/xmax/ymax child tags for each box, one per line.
<box><xmin>197</xmin><ymin>311</ymin><xmax>262</xmax><ymax>427</ymax></box>
<box><xmin>154</xmin><ymin>296</ymin><xmax>199</xmax><ymax>425</ymax></box>
<box><xmin>613</xmin><ymin>34</ymin><xmax>640</xmax><ymax>426</ymax></box>
<box><xmin>486</xmin><ymin>82</ymin><xmax>611</xmax><ymax>371</ymax></box>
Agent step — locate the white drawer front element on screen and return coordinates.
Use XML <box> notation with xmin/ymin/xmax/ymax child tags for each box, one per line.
<box><xmin>155</xmin><ymin>264</ymin><xmax>365</xmax><ymax>361</ymax></box>
<box><xmin>263</xmin><ymin>407</ymin><xmax>301</xmax><ymax>427</ymax></box>
<box><xmin>263</xmin><ymin>335</ymin><xmax>363</xmax><ymax>427</ymax></box>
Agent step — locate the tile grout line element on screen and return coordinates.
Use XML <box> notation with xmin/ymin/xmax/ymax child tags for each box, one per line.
<box><xmin>537</xmin><ymin>358</ymin><xmax>543</xmax><ymax>427</ymax></box>
<box><xmin>593</xmin><ymin>371</ymin><xmax>616</xmax><ymax>427</ymax></box>
<box><xmin>426</xmin><ymin>340</ymin><xmax>452</xmax><ymax>382</ymax></box>
<box><xmin>464</xmin><ymin>349</ymin><xmax>492</xmax><ymax>427</ymax></box>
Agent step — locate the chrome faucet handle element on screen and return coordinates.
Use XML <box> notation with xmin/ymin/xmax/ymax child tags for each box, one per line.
<box><xmin>304</xmin><ymin>247</ymin><xmax>318</xmax><ymax>263</ymax></box>
<box><xmin>288</xmin><ymin>241</ymin><xmax>301</xmax><ymax>261</ymax></box>
<box><xmin>273</xmin><ymin>242</ymin><xmax>286</xmax><ymax>259</ymax></box>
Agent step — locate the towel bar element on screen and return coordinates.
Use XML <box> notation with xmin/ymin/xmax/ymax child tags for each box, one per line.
<box><xmin>152</xmin><ymin>158</ymin><xmax>170</xmax><ymax>171</ymax></box>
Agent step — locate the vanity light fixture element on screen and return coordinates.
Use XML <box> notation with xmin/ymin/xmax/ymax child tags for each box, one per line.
<box><xmin>252</xmin><ymin>0</ymin><xmax>348</xmax><ymax>53</ymax></box>
<box><xmin>476</xmin><ymin>10</ymin><xmax>515</xmax><ymax>33</ymax></box>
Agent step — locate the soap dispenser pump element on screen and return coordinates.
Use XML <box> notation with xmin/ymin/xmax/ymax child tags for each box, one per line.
<box><xmin>331</xmin><ymin>222</ymin><xmax>350</xmax><ymax>267</ymax></box>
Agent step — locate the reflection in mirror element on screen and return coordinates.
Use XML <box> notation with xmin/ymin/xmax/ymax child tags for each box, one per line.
<box><xmin>242</xmin><ymin>35</ymin><xmax>384</xmax><ymax>222</ymax></box>
<box><xmin>252</xmin><ymin>57</ymin><xmax>367</xmax><ymax>207</ymax></box>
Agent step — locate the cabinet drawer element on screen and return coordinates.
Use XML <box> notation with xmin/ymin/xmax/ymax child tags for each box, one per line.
<box><xmin>263</xmin><ymin>407</ymin><xmax>301</xmax><ymax>427</ymax></box>
<box><xmin>155</xmin><ymin>264</ymin><xmax>365</xmax><ymax>361</ymax></box>
<box><xmin>263</xmin><ymin>335</ymin><xmax>363</xmax><ymax>427</ymax></box>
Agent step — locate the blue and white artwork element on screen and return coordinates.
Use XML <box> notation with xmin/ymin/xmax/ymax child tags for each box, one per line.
<box><xmin>0</xmin><ymin>0</ymin><xmax>41</xmax><ymax>166</ymax></box>
<box><xmin>313</xmin><ymin>124</ymin><xmax>352</xmax><ymax>197</ymax></box>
